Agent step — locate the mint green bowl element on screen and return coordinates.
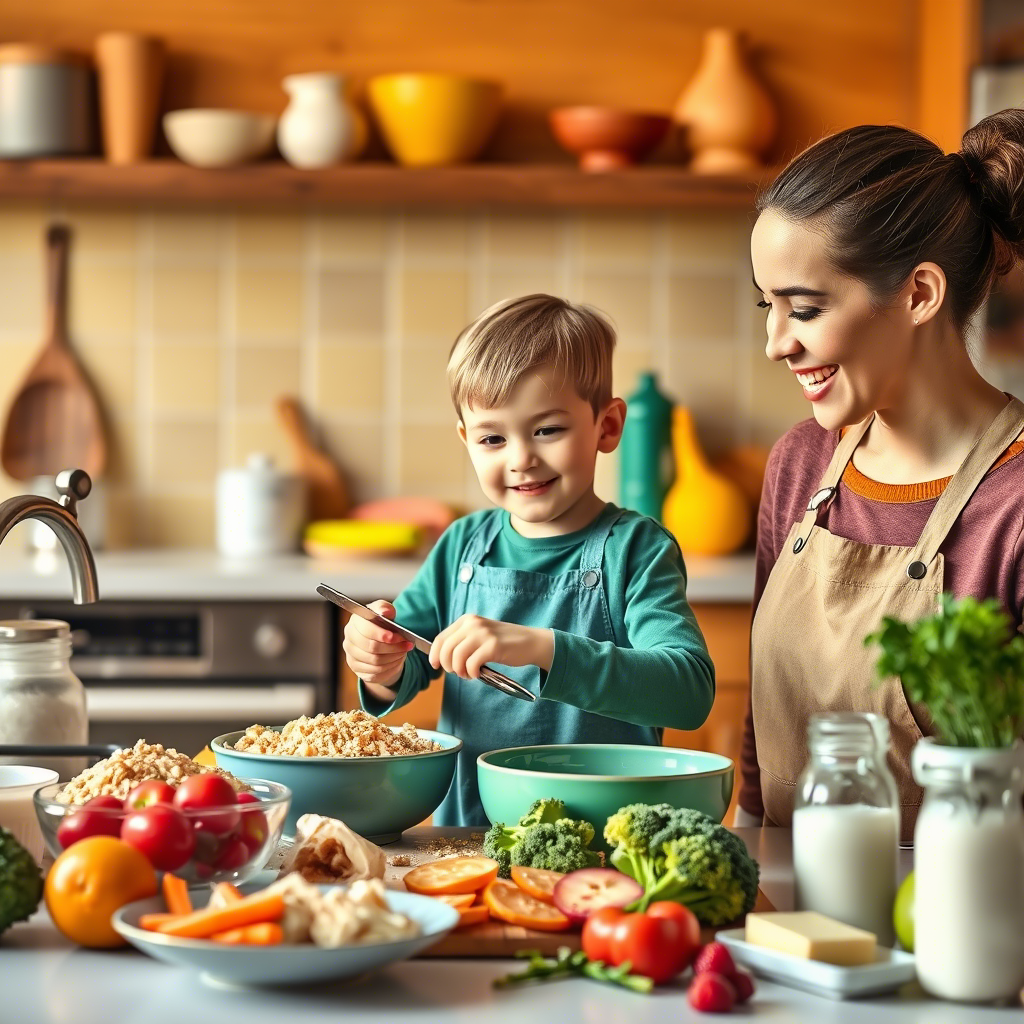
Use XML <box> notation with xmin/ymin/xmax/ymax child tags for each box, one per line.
<box><xmin>212</xmin><ymin>728</ymin><xmax>461</xmax><ymax>844</ymax></box>
<box><xmin>477</xmin><ymin>744</ymin><xmax>734</xmax><ymax>850</ymax></box>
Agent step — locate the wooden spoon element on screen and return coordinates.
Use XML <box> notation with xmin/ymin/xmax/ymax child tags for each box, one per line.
<box><xmin>275</xmin><ymin>395</ymin><xmax>350</xmax><ymax>520</ymax></box>
<box><xmin>1</xmin><ymin>225</ymin><xmax>107</xmax><ymax>481</ymax></box>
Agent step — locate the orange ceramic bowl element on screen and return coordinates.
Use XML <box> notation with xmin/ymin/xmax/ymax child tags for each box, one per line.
<box><xmin>549</xmin><ymin>106</ymin><xmax>671</xmax><ymax>172</ymax></box>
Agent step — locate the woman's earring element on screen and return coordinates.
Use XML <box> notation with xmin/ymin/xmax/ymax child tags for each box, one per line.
<box><xmin>913</xmin><ymin>318</ymin><xmax>919</xmax><ymax>325</ymax></box>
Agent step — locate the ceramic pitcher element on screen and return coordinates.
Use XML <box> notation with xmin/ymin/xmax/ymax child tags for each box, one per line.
<box><xmin>277</xmin><ymin>73</ymin><xmax>366</xmax><ymax>169</ymax></box>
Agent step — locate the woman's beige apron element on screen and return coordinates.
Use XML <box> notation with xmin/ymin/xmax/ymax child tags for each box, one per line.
<box><xmin>751</xmin><ymin>397</ymin><xmax>1024</xmax><ymax>842</ymax></box>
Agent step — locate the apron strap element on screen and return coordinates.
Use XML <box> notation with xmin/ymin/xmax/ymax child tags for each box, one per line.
<box><xmin>579</xmin><ymin>503</ymin><xmax>624</xmax><ymax>578</ymax></box>
<box><xmin>460</xmin><ymin>511</ymin><xmax>504</xmax><ymax>568</ymax></box>
<box><xmin>905</xmin><ymin>396</ymin><xmax>1024</xmax><ymax>578</ymax></box>
<box><xmin>790</xmin><ymin>415</ymin><xmax>874</xmax><ymax>554</ymax></box>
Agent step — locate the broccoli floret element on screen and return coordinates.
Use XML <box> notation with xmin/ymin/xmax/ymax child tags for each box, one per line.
<box><xmin>0</xmin><ymin>826</ymin><xmax>42</xmax><ymax>939</ymax></box>
<box><xmin>603</xmin><ymin>802</ymin><xmax>678</xmax><ymax>889</ymax></box>
<box><xmin>510</xmin><ymin>820</ymin><xmax>602</xmax><ymax>875</ymax></box>
<box><xmin>604</xmin><ymin>804</ymin><xmax>760</xmax><ymax>926</ymax></box>
<box><xmin>482</xmin><ymin>800</ymin><xmax>599</xmax><ymax>878</ymax></box>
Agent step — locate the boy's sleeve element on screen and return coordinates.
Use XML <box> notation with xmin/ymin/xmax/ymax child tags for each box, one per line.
<box><xmin>540</xmin><ymin>522</ymin><xmax>715</xmax><ymax>731</ymax></box>
<box><xmin>357</xmin><ymin>524</ymin><xmax>459</xmax><ymax>717</ymax></box>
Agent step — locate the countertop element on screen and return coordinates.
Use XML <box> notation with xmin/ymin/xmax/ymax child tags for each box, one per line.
<box><xmin>4</xmin><ymin>827</ymin><xmax>1016</xmax><ymax>1023</ymax></box>
<box><xmin>0</xmin><ymin>546</ymin><xmax>756</xmax><ymax>603</ymax></box>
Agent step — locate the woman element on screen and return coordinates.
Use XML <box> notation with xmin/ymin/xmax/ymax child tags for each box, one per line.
<box><xmin>738</xmin><ymin>110</ymin><xmax>1024</xmax><ymax>841</ymax></box>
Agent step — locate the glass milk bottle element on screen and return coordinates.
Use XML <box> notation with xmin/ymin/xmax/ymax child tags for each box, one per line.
<box><xmin>0</xmin><ymin>620</ymin><xmax>87</xmax><ymax>780</ymax></box>
<box><xmin>912</xmin><ymin>739</ymin><xmax>1024</xmax><ymax>1002</ymax></box>
<box><xmin>792</xmin><ymin>712</ymin><xmax>899</xmax><ymax>945</ymax></box>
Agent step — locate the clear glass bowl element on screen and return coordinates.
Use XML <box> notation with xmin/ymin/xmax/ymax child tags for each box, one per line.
<box><xmin>32</xmin><ymin>777</ymin><xmax>290</xmax><ymax>884</ymax></box>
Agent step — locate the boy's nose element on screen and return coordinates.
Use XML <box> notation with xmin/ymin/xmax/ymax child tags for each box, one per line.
<box><xmin>507</xmin><ymin>442</ymin><xmax>538</xmax><ymax>472</ymax></box>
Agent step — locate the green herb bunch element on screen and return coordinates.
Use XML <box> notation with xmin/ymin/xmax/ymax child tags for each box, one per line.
<box><xmin>865</xmin><ymin>594</ymin><xmax>1024</xmax><ymax>748</ymax></box>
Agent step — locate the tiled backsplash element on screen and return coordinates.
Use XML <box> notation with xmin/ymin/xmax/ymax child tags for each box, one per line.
<box><xmin>0</xmin><ymin>205</ymin><xmax>807</xmax><ymax>547</ymax></box>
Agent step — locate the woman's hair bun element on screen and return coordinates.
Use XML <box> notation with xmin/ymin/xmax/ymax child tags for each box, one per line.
<box><xmin>960</xmin><ymin>108</ymin><xmax>1024</xmax><ymax>260</ymax></box>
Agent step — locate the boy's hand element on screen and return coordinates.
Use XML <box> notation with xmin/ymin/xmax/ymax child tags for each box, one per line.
<box><xmin>429</xmin><ymin>615</ymin><xmax>554</xmax><ymax>679</ymax></box>
<box><xmin>343</xmin><ymin>600</ymin><xmax>415</xmax><ymax>690</ymax></box>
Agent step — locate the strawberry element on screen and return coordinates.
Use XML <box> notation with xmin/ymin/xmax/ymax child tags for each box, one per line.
<box><xmin>731</xmin><ymin>969</ymin><xmax>756</xmax><ymax>1003</ymax></box>
<box><xmin>688</xmin><ymin>972</ymin><xmax>736</xmax><ymax>1013</ymax></box>
<box><xmin>693</xmin><ymin>941</ymin><xmax>737</xmax><ymax>979</ymax></box>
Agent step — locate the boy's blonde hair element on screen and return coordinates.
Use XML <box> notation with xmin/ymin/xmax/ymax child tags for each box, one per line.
<box><xmin>447</xmin><ymin>294</ymin><xmax>615</xmax><ymax>418</ymax></box>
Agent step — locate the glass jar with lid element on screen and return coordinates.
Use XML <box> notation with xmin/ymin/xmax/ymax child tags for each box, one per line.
<box><xmin>792</xmin><ymin>712</ymin><xmax>899</xmax><ymax>945</ymax></box>
<box><xmin>0</xmin><ymin>620</ymin><xmax>86</xmax><ymax>780</ymax></box>
<box><xmin>912</xmin><ymin>739</ymin><xmax>1024</xmax><ymax>1002</ymax></box>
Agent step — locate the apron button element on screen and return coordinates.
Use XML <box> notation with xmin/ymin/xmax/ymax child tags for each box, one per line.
<box><xmin>582</xmin><ymin>569</ymin><xmax>600</xmax><ymax>588</ymax></box>
<box><xmin>792</xmin><ymin>537</ymin><xmax>806</xmax><ymax>554</ymax></box>
<box><xmin>458</xmin><ymin>564</ymin><xmax>474</xmax><ymax>583</ymax></box>
<box><xmin>907</xmin><ymin>560</ymin><xmax>927</xmax><ymax>579</ymax></box>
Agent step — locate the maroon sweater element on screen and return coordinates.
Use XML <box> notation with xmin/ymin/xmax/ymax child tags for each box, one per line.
<box><xmin>739</xmin><ymin>416</ymin><xmax>1024</xmax><ymax>817</ymax></box>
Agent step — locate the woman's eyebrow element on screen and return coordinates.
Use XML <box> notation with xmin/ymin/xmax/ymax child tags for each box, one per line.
<box><xmin>752</xmin><ymin>276</ymin><xmax>828</xmax><ymax>298</ymax></box>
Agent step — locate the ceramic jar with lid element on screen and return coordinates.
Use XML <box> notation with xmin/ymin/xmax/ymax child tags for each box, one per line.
<box><xmin>0</xmin><ymin>620</ymin><xmax>87</xmax><ymax>780</ymax></box>
<box><xmin>216</xmin><ymin>453</ymin><xmax>307</xmax><ymax>557</ymax></box>
<box><xmin>0</xmin><ymin>45</ymin><xmax>94</xmax><ymax>157</ymax></box>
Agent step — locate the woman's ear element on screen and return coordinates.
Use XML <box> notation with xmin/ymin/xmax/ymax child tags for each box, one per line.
<box><xmin>907</xmin><ymin>262</ymin><xmax>947</xmax><ymax>326</ymax></box>
<box><xmin>597</xmin><ymin>398</ymin><xmax>627</xmax><ymax>454</ymax></box>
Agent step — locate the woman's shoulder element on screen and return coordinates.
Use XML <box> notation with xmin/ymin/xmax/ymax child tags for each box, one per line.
<box><xmin>767</xmin><ymin>416</ymin><xmax>837</xmax><ymax>469</ymax></box>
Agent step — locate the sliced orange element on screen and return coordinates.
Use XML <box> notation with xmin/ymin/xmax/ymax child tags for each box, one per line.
<box><xmin>455</xmin><ymin>904</ymin><xmax>491</xmax><ymax>929</ymax></box>
<box><xmin>433</xmin><ymin>893</ymin><xmax>476</xmax><ymax>908</ymax></box>
<box><xmin>482</xmin><ymin>878</ymin><xmax>571</xmax><ymax>932</ymax></box>
<box><xmin>510</xmin><ymin>865</ymin><xmax>565</xmax><ymax>904</ymax></box>
<box><xmin>402</xmin><ymin>856</ymin><xmax>499</xmax><ymax>895</ymax></box>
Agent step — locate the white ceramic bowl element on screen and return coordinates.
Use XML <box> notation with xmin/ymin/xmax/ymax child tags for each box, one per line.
<box><xmin>0</xmin><ymin>765</ymin><xmax>58</xmax><ymax>863</ymax></box>
<box><xmin>163</xmin><ymin>109</ymin><xmax>277</xmax><ymax>168</ymax></box>
<box><xmin>113</xmin><ymin>883</ymin><xmax>459</xmax><ymax>986</ymax></box>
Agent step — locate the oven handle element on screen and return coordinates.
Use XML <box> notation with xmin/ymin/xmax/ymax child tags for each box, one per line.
<box><xmin>85</xmin><ymin>684</ymin><xmax>317</xmax><ymax>722</ymax></box>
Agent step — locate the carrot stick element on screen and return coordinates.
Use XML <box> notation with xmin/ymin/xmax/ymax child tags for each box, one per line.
<box><xmin>161</xmin><ymin>873</ymin><xmax>192</xmax><ymax>916</ymax></box>
<box><xmin>156</xmin><ymin>892</ymin><xmax>285</xmax><ymax>939</ymax></box>
<box><xmin>209</xmin><ymin>922</ymin><xmax>284</xmax><ymax>946</ymax></box>
<box><xmin>139</xmin><ymin>912</ymin><xmax>181</xmax><ymax>931</ymax></box>
<box><xmin>211</xmin><ymin>882</ymin><xmax>244</xmax><ymax>905</ymax></box>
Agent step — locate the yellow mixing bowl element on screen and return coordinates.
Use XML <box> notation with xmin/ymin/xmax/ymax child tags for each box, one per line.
<box><xmin>367</xmin><ymin>73</ymin><xmax>502</xmax><ymax>166</ymax></box>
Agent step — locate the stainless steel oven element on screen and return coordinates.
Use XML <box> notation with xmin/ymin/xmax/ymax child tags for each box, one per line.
<box><xmin>0</xmin><ymin>599</ymin><xmax>338</xmax><ymax>756</ymax></box>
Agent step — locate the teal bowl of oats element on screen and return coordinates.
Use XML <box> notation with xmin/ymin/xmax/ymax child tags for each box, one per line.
<box><xmin>211</xmin><ymin>711</ymin><xmax>461</xmax><ymax>843</ymax></box>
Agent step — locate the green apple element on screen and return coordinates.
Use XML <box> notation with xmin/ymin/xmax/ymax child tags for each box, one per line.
<box><xmin>893</xmin><ymin>870</ymin><xmax>914</xmax><ymax>951</ymax></box>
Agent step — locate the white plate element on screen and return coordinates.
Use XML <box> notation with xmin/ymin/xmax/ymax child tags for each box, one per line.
<box><xmin>716</xmin><ymin>928</ymin><xmax>917</xmax><ymax>1001</ymax></box>
<box><xmin>112</xmin><ymin>885</ymin><xmax>458</xmax><ymax>988</ymax></box>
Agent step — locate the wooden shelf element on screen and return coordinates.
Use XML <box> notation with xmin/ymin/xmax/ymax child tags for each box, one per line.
<box><xmin>0</xmin><ymin>159</ymin><xmax>773</xmax><ymax>209</ymax></box>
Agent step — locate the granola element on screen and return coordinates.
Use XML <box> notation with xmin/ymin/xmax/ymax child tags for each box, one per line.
<box><xmin>228</xmin><ymin>709</ymin><xmax>441</xmax><ymax>758</ymax></box>
<box><xmin>56</xmin><ymin>739</ymin><xmax>245</xmax><ymax>804</ymax></box>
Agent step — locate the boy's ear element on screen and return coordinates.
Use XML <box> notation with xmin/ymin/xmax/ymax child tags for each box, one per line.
<box><xmin>597</xmin><ymin>398</ymin><xmax>627</xmax><ymax>454</ymax></box>
<box><xmin>456</xmin><ymin>420</ymin><xmax>468</xmax><ymax>447</ymax></box>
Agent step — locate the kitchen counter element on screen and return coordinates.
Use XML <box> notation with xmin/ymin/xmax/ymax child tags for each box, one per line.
<box><xmin>0</xmin><ymin>547</ymin><xmax>756</xmax><ymax>603</ymax></box>
<box><xmin>4</xmin><ymin>827</ymin><xmax>1017</xmax><ymax>1023</ymax></box>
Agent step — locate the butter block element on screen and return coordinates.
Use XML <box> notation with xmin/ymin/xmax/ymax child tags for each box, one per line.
<box><xmin>744</xmin><ymin>911</ymin><xmax>877</xmax><ymax>967</ymax></box>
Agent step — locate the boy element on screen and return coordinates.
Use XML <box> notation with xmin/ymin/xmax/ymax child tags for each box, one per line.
<box><xmin>344</xmin><ymin>294</ymin><xmax>715</xmax><ymax>825</ymax></box>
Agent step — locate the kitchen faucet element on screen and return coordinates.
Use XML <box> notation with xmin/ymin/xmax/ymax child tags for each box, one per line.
<box><xmin>0</xmin><ymin>468</ymin><xmax>98</xmax><ymax>603</ymax></box>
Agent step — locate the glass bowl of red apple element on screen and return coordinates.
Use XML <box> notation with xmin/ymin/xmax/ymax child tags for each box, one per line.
<box><xmin>33</xmin><ymin>775</ymin><xmax>291</xmax><ymax>884</ymax></box>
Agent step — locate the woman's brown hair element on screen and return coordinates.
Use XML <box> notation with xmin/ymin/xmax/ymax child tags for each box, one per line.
<box><xmin>756</xmin><ymin>109</ymin><xmax>1024</xmax><ymax>332</ymax></box>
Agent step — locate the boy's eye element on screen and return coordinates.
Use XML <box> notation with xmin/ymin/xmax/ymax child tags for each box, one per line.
<box><xmin>790</xmin><ymin>307</ymin><xmax>822</xmax><ymax>322</ymax></box>
<box><xmin>478</xmin><ymin>435</ymin><xmax>505</xmax><ymax>447</ymax></box>
<box><xmin>535</xmin><ymin>426</ymin><xmax>565</xmax><ymax>437</ymax></box>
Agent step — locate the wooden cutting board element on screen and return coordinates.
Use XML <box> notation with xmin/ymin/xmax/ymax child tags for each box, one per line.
<box><xmin>417</xmin><ymin>888</ymin><xmax>776</xmax><ymax>958</ymax></box>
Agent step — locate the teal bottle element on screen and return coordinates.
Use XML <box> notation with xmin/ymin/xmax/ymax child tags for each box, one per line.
<box><xmin>619</xmin><ymin>371</ymin><xmax>673</xmax><ymax>520</ymax></box>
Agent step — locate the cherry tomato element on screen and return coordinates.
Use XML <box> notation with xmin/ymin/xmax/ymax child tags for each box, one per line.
<box><xmin>172</xmin><ymin>774</ymin><xmax>240</xmax><ymax>836</ymax></box>
<box><xmin>213</xmin><ymin>834</ymin><xmax>251</xmax><ymax>871</ymax></box>
<box><xmin>610</xmin><ymin>912</ymin><xmax>691</xmax><ymax>984</ymax></box>
<box><xmin>581</xmin><ymin>906</ymin><xmax>625</xmax><ymax>963</ymax></box>
<box><xmin>646</xmin><ymin>902</ymin><xmax>702</xmax><ymax>970</ymax></box>
<box><xmin>123</xmin><ymin>779</ymin><xmax>175</xmax><ymax>810</ymax></box>
<box><xmin>56</xmin><ymin>795</ymin><xmax>124</xmax><ymax>849</ymax></box>
<box><xmin>235</xmin><ymin>792</ymin><xmax>269</xmax><ymax>853</ymax></box>
<box><xmin>121</xmin><ymin>803</ymin><xmax>195</xmax><ymax>871</ymax></box>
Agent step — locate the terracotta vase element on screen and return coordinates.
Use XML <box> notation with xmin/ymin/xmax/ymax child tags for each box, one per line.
<box><xmin>94</xmin><ymin>32</ymin><xmax>165</xmax><ymax>165</ymax></box>
<box><xmin>673</xmin><ymin>28</ymin><xmax>777</xmax><ymax>174</ymax></box>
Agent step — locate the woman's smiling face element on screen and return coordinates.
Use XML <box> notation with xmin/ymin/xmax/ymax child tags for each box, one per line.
<box><xmin>750</xmin><ymin>209</ymin><xmax>915</xmax><ymax>431</ymax></box>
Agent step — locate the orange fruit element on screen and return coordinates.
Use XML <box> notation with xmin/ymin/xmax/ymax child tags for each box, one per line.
<box><xmin>482</xmin><ymin>878</ymin><xmax>571</xmax><ymax>931</ymax></box>
<box><xmin>45</xmin><ymin>836</ymin><xmax>158</xmax><ymax>948</ymax></box>
<box><xmin>510</xmin><ymin>865</ymin><xmax>564</xmax><ymax>904</ymax></box>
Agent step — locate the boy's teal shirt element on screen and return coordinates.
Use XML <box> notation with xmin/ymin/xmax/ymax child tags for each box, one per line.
<box><xmin>359</xmin><ymin>503</ymin><xmax>715</xmax><ymax>825</ymax></box>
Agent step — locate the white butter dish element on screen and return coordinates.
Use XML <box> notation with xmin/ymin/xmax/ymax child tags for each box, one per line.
<box><xmin>716</xmin><ymin>929</ymin><xmax>917</xmax><ymax>1001</ymax></box>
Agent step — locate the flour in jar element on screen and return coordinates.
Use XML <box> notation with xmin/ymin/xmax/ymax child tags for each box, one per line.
<box><xmin>0</xmin><ymin>679</ymin><xmax>87</xmax><ymax>780</ymax></box>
